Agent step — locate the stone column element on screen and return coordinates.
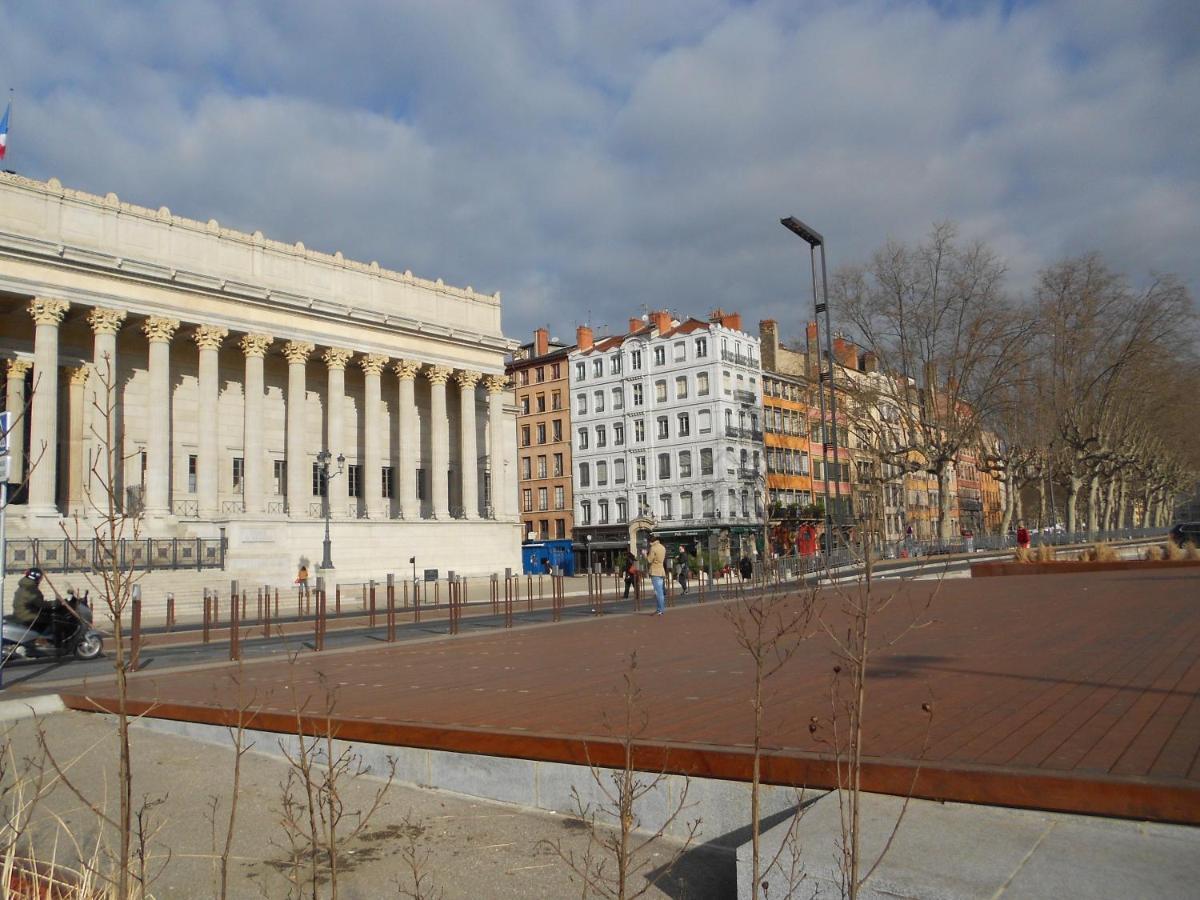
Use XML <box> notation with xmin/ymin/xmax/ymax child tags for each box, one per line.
<box><xmin>455</xmin><ymin>370</ymin><xmax>482</xmax><ymax>519</ymax></box>
<box><xmin>66</xmin><ymin>365</ymin><xmax>90</xmax><ymax>511</ymax></box>
<box><xmin>424</xmin><ymin>365</ymin><xmax>452</xmax><ymax>519</ymax></box>
<box><xmin>322</xmin><ymin>348</ymin><xmax>352</xmax><ymax>517</ymax></box>
<box><xmin>393</xmin><ymin>360</ymin><xmax>420</xmax><ymax>520</ymax></box>
<box><xmin>484</xmin><ymin>375</ymin><xmax>509</xmax><ymax>519</ymax></box>
<box><xmin>193</xmin><ymin>325</ymin><xmax>228</xmax><ymax>518</ymax></box>
<box><xmin>239</xmin><ymin>334</ymin><xmax>274</xmax><ymax>514</ymax></box>
<box><xmin>86</xmin><ymin>306</ymin><xmax>127</xmax><ymax>510</ymax></box>
<box><xmin>3</xmin><ymin>359</ymin><xmax>31</xmax><ymax>485</ymax></box>
<box><xmin>283</xmin><ymin>341</ymin><xmax>315</xmax><ymax>518</ymax></box>
<box><xmin>359</xmin><ymin>354</ymin><xmax>389</xmax><ymax>518</ymax></box>
<box><xmin>142</xmin><ymin>316</ymin><xmax>181</xmax><ymax>517</ymax></box>
<box><xmin>27</xmin><ymin>298</ymin><xmax>69</xmax><ymax>515</ymax></box>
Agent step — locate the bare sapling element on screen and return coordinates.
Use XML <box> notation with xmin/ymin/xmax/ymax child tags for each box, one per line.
<box><xmin>395</xmin><ymin>811</ymin><xmax>443</xmax><ymax>900</ymax></box>
<box><xmin>722</xmin><ymin>569</ymin><xmax>816</xmax><ymax>898</ymax></box>
<box><xmin>541</xmin><ymin>651</ymin><xmax>701</xmax><ymax>900</ymax></box>
<box><xmin>206</xmin><ymin>665</ymin><xmax>258</xmax><ymax>899</ymax></box>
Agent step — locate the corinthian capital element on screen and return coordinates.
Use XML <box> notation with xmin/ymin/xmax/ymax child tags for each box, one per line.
<box><xmin>142</xmin><ymin>316</ymin><xmax>181</xmax><ymax>343</ymax></box>
<box><xmin>393</xmin><ymin>359</ymin><xmax>421</xmax><ymax>381</ymax></box>
<box><xmin>323</xmin><ymin>347</ymin><xmax>353</xmax><ymax>370</ymax></box>
<box><xmin>28</xmin><ymin>298</ymin><xmax>70</xmax><ymax>327</ymax></box>
<box><xmin>69</xmin><ymin>365</ymin><xmax>92</xmax><ymax>386</ymax></box>
<box><xmin>454</xmin><ymin>370</ymin><xmax>482</xmax><ymax>391</ymax></box>
<box><xmin>483</xmin><ymin>374</ymin><xmax>510</xmax><ymax>395</ymax></box>
<box><xmin>282</xmin><ymin>340</ymin><xmax>315</xmax><ymax>365</ymax></box>
<box><xmin>239</xmin><ymin>333</ymin><xmax>274</xmax><ymax>358</ymax></box>
<box><xmin>423</xmin><ymin>364</ymin><xmax>453</xmax><ymax>386</ymax></box>
<box><xmin>5</xmin><ymin>358</ymin><xmax>32</xmax><ymax>379</ymax></box>
<box><xmin>192</xmin><ymin>324</ymin><xmax>229</xmax><ymax>351</ymax></box>
<box><xmin>359</xmin><ymin>353</ymin><xmax>390</xmax><ymax>376</ymax></box>
<box><xmin>87</xmin><ymin>306</ymin><xmax>127</xmax><ymax>336</ymax></box>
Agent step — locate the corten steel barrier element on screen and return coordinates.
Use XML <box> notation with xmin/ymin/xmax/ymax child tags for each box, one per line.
<box><xmin>434</xmin><ymin>580</ymin><xmax>441</xmax><ymax>609</ymax></box>
<box><xmin>165</xmin><ymin>592</ymin><xmax>176</xmax><ymax>630</ymax></box>
<box><xmin>538</xmin><ymin>574</ymin><xmax>544</xmax><ymax>607</ymax></box>
<box><xmin>241</xmin><ymin>588</ymin><xmax>248</xmax><ymax>621</ymax></box>
<box><xmin>489</xmin><ymin>574</ymin><xmax>499</xmax><ymax>615</ymax></box>
<box><xmin>314</xmin><ymin>577</ymin><xmax>326</xmax><ymax>651</ymax></box>
<box><xmin>551</xmin><ymin>573</ymin><xmax>563</xmax><ymax>622</ymax></box>
<box><xmin>414</xmin><ymin>579</ymin><xmax>422</xmax><ymax>624</ymax></box>
<box><xmin>263</xmin><ymin>584</ymin><xmax>272</xmax><ymax>639</ymax></box>
<box><xmin>449</xmin><ymin>577</ymin><xmax>461</xmax><ymax>635</ymax></box>
<box><xmin>402</xmin><ymin>580</ymin><xmax>409</xmax><ymax>611</ymax></box>
<box><xmin>369</xmin><ymin>580</ymin><xmax>378</xmax><ymax>628</ymax></box>
<box><xmin>335</xmin><ymin>584</ymin><xmax>342</xmax><ymax>617</ymax></box>
<box><xmin>255</xmin><ymin>588</ymin><xmax>263</xmax><ymax>623</ymax></box>
<box><xmin>504</xmin><ymin>574</ymin><xmax>514</xmax><ymax>628</ymax></box>
<box><xmin>386</xmin><ymin>573</ymin><xmax>396</xmax><ymax>642</ymax></box>
<box><xmin>202</xmin><ymin>592</ymin><xmax>211</xmax><ymax>644</ymax></box>
<box><xmin>229</xmin><ymin>579</ymin><xmax>241</xmax><ymax>662</ymax></box>
<box><xmin>130</xmin><ymin>585</ymin><xmax>143</xmax><ymax>671</ymax></box>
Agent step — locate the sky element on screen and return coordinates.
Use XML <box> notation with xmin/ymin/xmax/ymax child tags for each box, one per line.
<box><xmin>1</xmin><ymin>0</ymin><xmax>1196</xmax><ymax>345</ymax></box>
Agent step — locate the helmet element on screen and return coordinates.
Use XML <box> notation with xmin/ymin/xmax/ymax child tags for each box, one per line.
<box><xmin>24</xmin><ymin>567</ymin><xmax>43</xmax><ymax>583</ymax></box>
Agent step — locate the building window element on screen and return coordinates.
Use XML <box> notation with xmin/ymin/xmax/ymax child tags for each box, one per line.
<box><xmin>681</xmin><ymin>492</ymin><xmax>694</xmax><ymax>519</ymax></box>
<box><xmin>594</xmin><ymin>390</ymin><xmax>605</xmax><ymax>412</ymax></box>
<box><xmin>654</xmin><ymin>346</ymin><xmax>666</xmax><ymax>366</ymax></box>
<box><xmin>697</xmin><ymin>372</ymin><xmax>710</xmax><ymax>396</ymax></box>
<box><xmin>660</xmin><ymin>494</ymin><xmax>673</xmax><ymax>519</ymax></box>
<box><xmin>552</xmin><ymin>390</ymin><xmax>562</xmax><ymax>410</ymax></box>
<box><xmin>610</xmin><ymin>355</ymin><xmax>622</xmax><ymax>374</ymax></box>
<box><xmin>272</xmin><ymin>459</ymin><xmax>287</xmax><ymax>496</ymax></box>
<box><xmin>612</xmin><ymin>387</ymin><xmax>624</xmax><ymax>410</ymax></box>
<box><xmin>656</xmin><ymin>416</ymin><xmax>669</xmax><ymax>439</ymax></box>
<box><xmin>348</xmin><ymin>464</ymin><xmax>362</xmax><ymax>498</ymax></box>
<box><xmin>382</xmin><ymin>466</ymin><xmax>394</xmax><ymax>498</ymax></box>
<box><xmin>553</xmin><ymin>453</ymin><xmax>564</xmax><ymax>476</ymax></box>
<box><xmin>593</xmin><ymin>359</ymin><xmax>604</xmax><ymax>377</ymax></box>
<box><xmin>636</xmin><ymin>455</ymin><xmax>647</xmax><ymax>482</ymax></box>
<box><xmin>187</xmin><ymin>454</ymin><xmax>198</xmax><ymax>493</ymax></box>
<box><xmin>701</xmin><ymin>448</ymin><xmax>714</xmax><ymax>475</ymax></box>
<box><xmin>614</xmin><ymin>422</ymin><xmax>625</xmax><ymax>445</ymax></box>
<box><xmin>537</xmin><ymin>455</ymin><xmax>547</xmax><ymax>478</ymax></box>
<box><xmin>728</xmin><ymin>489</ymin><xmax>738</xmax><ymax>516</ymax></box>
<box><xmin>536</xmin><ymin>393</ymin><xmax>546</xmax><ymax>412</ymax></box>
<box><xmin>674</xmin><ymin>341</ymin><xmax>686</xmax><ymax>361</ymax></box>
<box><xmin>580</xmin><ymin>500</ymin><xmax>592</xmax><ymax>525</ymax></box>
<box><xmin>677</xmin><ymin>413</ymin><xmax>690</xmax><ymax>437</ymax></box>
<box><xmin>596</xmin><ymin>425</ymin><xmax>607</xmax><ymax>447</ymax></box>
<box><xmin>575</xmin><ymin>362</ymin><xmax>586</xmax><ymax>381</ymax></box>
<box><xmin>553</xmin><ymin>419</ymin><xmax>563</xmax><ymax>441</ymax></box>
<box><xmin>723</xmin><ymin>370</ymin><xmax>732</xmax><ymax>395</ymax></box>
<box><xmin>741</xmin><ymin>490</ymin><xmax>750</xmax><ymax>516</ymax></box>
<box><xmin>555</xmin><ymin>518</ymin><xmax>566</xmax><ymax>538</ymax></box>
<box><xmin>538</xmin><ymin>487</ymin><xmax>548</xmax><ymax>511</ymax></box>
<box><xmin>695</xmin><ymin>337</ymin><xmax>708</xmax><ymax>358</ymax></box>
<box><xmin>233</xmin><ymin>457</ymin><xmax>244</xmax><ymax>492</ymax></box>
<box><xmin>539</xmin><ymin>519</ymin><xmax>550</xmax><ymax>539</ymax></box>
<box><xmin>638</xmin><ymin>492</ymin><xmax>650</xmax><ymax>515</ymax></box>
<box><xmin>631</xmin><ymin>349</ymin><xmax>642</xmax><ymax>370</ymax></box>
<box><xmin>577</xmin><ymin>428</ymin><xmax>589</xmax><ymax>450</ymax></box>
<box><xmin>577</xmin><ymin>393</ymin><xmax>588</xmax><ymax>415</ymax></box>
<box><xmin>679</xmin><ymin>451</ymin><xmax>692</xmax><ymax>478</ymax></box>
<box><xmin>535</xmin><ymin>366</ymin><xmax>545</xmax><ymax>383</ymax></box>
<box><xmin>614</xmin><ymin>458</ymin><xmax>626</xmax><ymax>484</ymax></box>
<box><xmin>521</xmin><ymin>425</ymin><xmax>531</xmax><ymax>446</ymax></box>
<box><xmin>554</xmin><ymin>485</ymin><xmax>565</xmax><ymax>509</ymax></box>
<box><xmin>616</xmin><ymin>498</ymin><xmax>628</xmax><ymax>523</ymax></box>
<box><xmin>311</xmin><ymin>462</ymin><xmax>326</xmax><ymax>497</ymax></box>
<box><xmin>632</xmin><ymin>383</ymin><xmax>644</xmax><ymax>406</ymax></box>
<box><xmin>634</xmin><ymin>419</ymin><xmax>645</xmax><ymax>442</ymax></box>
<box><xmin>521</xmin><ymin>457</ymin><xmax>532</xmax><ymax>480</ymax></box>
<box><xmin>702</xmin><ymin>489</ymin><xmax>716</xmax><ymax>516</ymax></box>
<box><xmin>523</xmin><ymin>489</ymin><xmax>533</xmax><ymax>512</ymax></box>
<box><xmin>598</xmin><ymin>499</ymin><xmax>609</xmax><ymax>524</ymax></box>
<box><xmin>521</xmin><ymin>396</ymin><xmax>531</xmax><ymax>415</ymax></box>
<box><xmin>699</xmin><ymin>410</ymin><xmax>712</xmax><ymax>434</ymax></box>
<box><xmin>552</xmin><ymin>363</ymin><xmax>561</xmax><ymax>379</ymax></box>
<box><xmin>658</xmin><ymin>452</ymin><xmax>671</xmax><ymax>479</ymax></box>
<box><xmin>416</xmin><ymin>468</ymin><xmax>426</xmax><ymax>501</ymax></box>
<box><xmin>537</xmin><ymin>423</ymin><xmax>546</xmax><ymax>444</ymax></box>
<box><xmin>655</xmin><ymin>380</ymin><xmax>668</xmax><ymax>403</ymax></box>
<box><xmin>597</xmin><ymin>461</ymin><xmax>608</xmax><ymax>486</ymax></box>
<box><xmin>675</xmin><ymin>375</ymin><xmax>688</xmax><ymax>399</ymax></box>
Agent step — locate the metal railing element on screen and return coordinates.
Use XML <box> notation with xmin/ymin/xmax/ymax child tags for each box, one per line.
<box><xmin>267</xmin><ymin>500</ymin><xmax>288</xmax><ymax>515</ymax></box>
<box><xmin>5</xmin><ymin>537</ymin><xmax>226</xmax><ymax>573</ymax></box>
<box><xmin>171</xmin><ymin>499</ymin><xmax>199</xmax><ymax>518</ymax></box>
<box><xmin>221</xmin><ymin>500</ymin><xmax>245</xmax><ymax>515</ymax></box>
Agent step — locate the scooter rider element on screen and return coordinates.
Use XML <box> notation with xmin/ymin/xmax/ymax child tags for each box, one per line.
<box><xmin>11</xmin><ymin>568</ymin><xmax>60</xmax><ymax>638</ymax></box>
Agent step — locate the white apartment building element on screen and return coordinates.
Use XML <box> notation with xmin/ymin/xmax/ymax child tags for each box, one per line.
<box><xmin>568</xmin><ymin>309</ymin><xmax>765</xmax><ymax>569</ymax></box>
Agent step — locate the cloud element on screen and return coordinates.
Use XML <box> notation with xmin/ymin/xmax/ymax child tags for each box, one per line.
<box><xmin>1</xmin><ymin>0</ymin><xmax>1195</xmax><ymax>342</ymax></box>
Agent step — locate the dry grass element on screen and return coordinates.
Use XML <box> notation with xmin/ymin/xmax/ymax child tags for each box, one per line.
<box><xmin>1035</xmin><ymin>544</ymin><xmax>1055</xmax><ymax>563</ymax></box>
<box><xmin>1082</xmin><ymin>543</ymin><xmax>1118</xmax><ymax>563</ymax></box>
<box><xmin>1013</xmin><ymin>547</ymin><xmax>1032</xmax><ymax>563</ymax></box>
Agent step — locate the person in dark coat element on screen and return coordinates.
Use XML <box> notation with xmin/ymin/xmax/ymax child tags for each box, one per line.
<box><xmin>738</xmin><ymin>555</ymin><xmax>753</xmax><ymax>581</ymax></box>
<box><xmin>622</xmin><ymin>551</ymin><xmax>639</xmax><ymax>599</ymax></box>
<box><xmin>11</xmin><ymin>568</ymin><xmax>59</xmax><ymax>635</ymax></box>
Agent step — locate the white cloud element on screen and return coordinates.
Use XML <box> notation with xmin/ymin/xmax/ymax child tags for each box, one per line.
<box><xmin>0</xmin><ymin>0</ymin><xmax>1195</xmax><ymax>340</ymax></box>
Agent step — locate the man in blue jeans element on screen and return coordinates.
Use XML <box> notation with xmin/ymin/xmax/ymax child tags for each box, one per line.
<box><xmin>647</xmin><ymin>534</ymin><xmax>667</xmax><ymax>615</ymax></box>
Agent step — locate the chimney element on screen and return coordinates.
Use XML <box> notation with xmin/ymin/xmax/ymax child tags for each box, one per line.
<box><xmin>650</xmin><ymin>310</ymin><xmax>672</xmax><ymax>333</ymax></box>
<box><xmin>534</xmin><ymin>327</ymin><xmax>549</xmax><ymax>357</ymax></box>
<box><xmin>576</xmin><ymin>325</ymin><xmax>593</xmax><ymax>352</ymax></box>
<box><xmin>862</xmin><ymin>351</ymin><xmax>879</xmax><ymax>374</ymax></box>
<box><xmin>722</xmin><ymin>312</ymin><xmax>743</xmax><ymax>332</ymax></box>
<box><xmin>628</xmin><ymin>317</ymin><xmax>643</xmax><ymax>334</ymax></box>
<box><xmin>759</xmin><ymin>320</ymin><xmax>779</xmax><ymax>372</ymax></box>
<box><xmin>833</xmin><ymin>337</ymin><xmax>858</xmax><ymax>369</ymax></box>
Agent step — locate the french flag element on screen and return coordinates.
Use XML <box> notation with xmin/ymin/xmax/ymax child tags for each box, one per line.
<box><xmin>0</xmin><ymin>101</ymin><xmax>9</xmax><ymax>161</ymax></box>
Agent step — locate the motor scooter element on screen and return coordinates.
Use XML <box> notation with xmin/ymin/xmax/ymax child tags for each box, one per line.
<box><xmin>1</xmin><ymin>590</ymin><xmax>105</xmax><ymax>661</ymax></box>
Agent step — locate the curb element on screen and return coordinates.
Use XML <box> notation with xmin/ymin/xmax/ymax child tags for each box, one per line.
<box><xmin>0</xmin><ymin>693</ymin><xmax>67</xmax><ymax>721</ymax></box>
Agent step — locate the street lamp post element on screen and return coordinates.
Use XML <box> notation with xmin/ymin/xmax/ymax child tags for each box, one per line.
<box><xmin>781</xmin><ymin>216</ymin><xmax>844</xmax><ymax>566</ymax></box>
<box><xmin>316</xmin><ymin>449</ymin><xmax>345</xmax><ymax>570</ymax></box>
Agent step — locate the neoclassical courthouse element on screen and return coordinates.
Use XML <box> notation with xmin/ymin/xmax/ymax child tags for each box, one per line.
<box><xmin>0</xmin><ymin>173</ymin><xmax>520</xmax><ymax>581</ymax></box>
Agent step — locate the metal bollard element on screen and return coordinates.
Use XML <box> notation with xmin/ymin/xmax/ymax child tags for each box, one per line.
<box><xmin>386</xmin><ymin>573</ymin><xmax>396</xmax><ymax>642</ymax></box>
<box><xmin>203</xmin><ymin>591</ymin><xmax>211</xmax><ymax>644</ymax></box>
<box><xmin>369</xmin><ymin>579</ymin><xmax>377</xmax><ymax>628</ymax></box>
<box><xmin>274</xmin><ymin>587</ymin><xmax>280</xmax><ymax>618</ymax></box>
<box><xmin>229</xmin><ymin>579</ymin><xmax>241</xmax><ymax>661</ymax></box>
<box><xmin>314</xmin><ymin>577</ymin><xmax>326</xmax><ymax>651</ymax></box>
<box><xmin>336</xmin><ymin>584</ymin><xmax>342</xmax><ymax>617</ymax></box>
<box><xmin>263</xmin><ymin>584</ymin><xmax>272</xmax><ymax>639</ymax></box>
<box><xmin>165</xmin><ymin>592</ymin><xmax>175</xmax><ymax>631</ymax></box>
<box><xmin>256</xmin><ymin>587</ymin><xmax>263</xmax><ymax>623</ymax></box>
<box><xmin>130</xmin><ymin>585</ymin><xmax>142</xmax><ymax>671</ymax></box>
<box><xmin>414</xmin><ymin>578</ymin><xmax>422</xmax><ymax>624</ymax></box>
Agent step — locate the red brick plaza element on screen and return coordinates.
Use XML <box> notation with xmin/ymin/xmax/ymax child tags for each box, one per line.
<box><xmin>63</xmin><ymin>569</ymin><xmax>1200</xmax><ymax>824</ymax></box>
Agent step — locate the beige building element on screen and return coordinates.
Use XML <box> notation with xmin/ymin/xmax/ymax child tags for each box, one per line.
<box><xmin>0</xmin><ymin>174</ymin><xmax>520</xmax><ymax>582</ymax></box>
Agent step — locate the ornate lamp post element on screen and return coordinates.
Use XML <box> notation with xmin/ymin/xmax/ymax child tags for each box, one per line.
<box><xmin>316</xmin><ymin>449</ymin><xmax>346</xmax><ymax>569</ymax></box>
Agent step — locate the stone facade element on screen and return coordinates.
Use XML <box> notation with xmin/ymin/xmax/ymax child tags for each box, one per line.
<box><xmin>0</xmin><ymin>174</ymin><xmax>521</xmax><ymax>580</ymax></box>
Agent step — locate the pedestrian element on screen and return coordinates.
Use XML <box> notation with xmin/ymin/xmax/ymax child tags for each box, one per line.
<box><xmin>647</xmin><ymin>534</ymin><xmax>667</xmax><ymax>615</ymax></box>
<box><xmin>1016</xmin><ymin>523</ymin><xmax>1031</xmax><ymax>550</ymax></box>
<box><xmin>295</xmin><ymin>561</ymin><xmax>310</xmax><ymax>602</ymax></box>
<box><xmin>622</xmin><ymin>550</ymin><xmax>639</xmax><ymax>599</ymax></box>
<box><xmin>676</xmin><ymin>552</ymin><xmax>690</xmax><ymax>595</ymax></box>
<box><xmin>738</xmin><ymin>555</ymin><xmax>753</xmax><ymax>582</ymax></box>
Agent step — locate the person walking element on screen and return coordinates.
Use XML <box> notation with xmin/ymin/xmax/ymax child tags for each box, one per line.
<box><xmin>677</xmin><ymin>552</ymin><xmax>690</xmax><ymax>595</ymax></box>
<box><xmin>1016</xmin><ymin>523</ymin><xmax>1031</xmax><ymax>551</ymax></box>
<box><xmin>295</xmin><ymin>561</ymin><xmax>311</xmax><ymax>604</ymax></box>
<box><xmin>622</xmin><ymin>550</ymin><xmax>639</xmax><ymax>599</ymax></box>
<box><xmin>647</xmin><ymin>534</ymin><xmax>667</xmax><ymax>615</ymax></box>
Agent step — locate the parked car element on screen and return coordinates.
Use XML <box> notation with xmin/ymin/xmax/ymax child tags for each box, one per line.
<box><xmin>1169</xmin><ymin>522</ymin><xmax>1200</xmax><ymax>548</ymax></box>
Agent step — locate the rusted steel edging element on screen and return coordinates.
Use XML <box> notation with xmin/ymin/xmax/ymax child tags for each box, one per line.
<box><xmin>972</xmin><ymin>559</ymin><xmax>1200</xmax><ymax>577</ymax></box>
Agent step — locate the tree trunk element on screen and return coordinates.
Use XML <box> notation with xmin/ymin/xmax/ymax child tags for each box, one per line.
<box><xmin>1116</xmin><ymin>475</ymin><xmax>1128</xmax><ymax>530</ymax></box>
<box><xmin>1086</xmin><ymin>474</ymin><xmax>1100</xmax><ymax>535</ymax></box>
<box><xmin>1103</xmin><ymin>478</ymin><xmax>1117</xmax><ymax>532</ymax></box>
<box><xmin>937</xmin><ymin>464</ymin><xmax>953</xmax><ymax>543</ymax></box>
<box><xmin>1000</xmin><ymin>473</ymin><xmax>1014</xmax><ymax>535</ymax></box>
<box><xmin>1066</xmin><ymin>474</ymin><xmax>1082</xmax><ymax>535</ymax></box>
<box><xmin>1143</xmin><ymin>489</ymin><xmax>1156</xmax><ymax>529</ymax></box>
<box><xmin>1036</xmin><ymin>477</ymin><xmax>1045</xmax><ymax>530</ymax></box>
